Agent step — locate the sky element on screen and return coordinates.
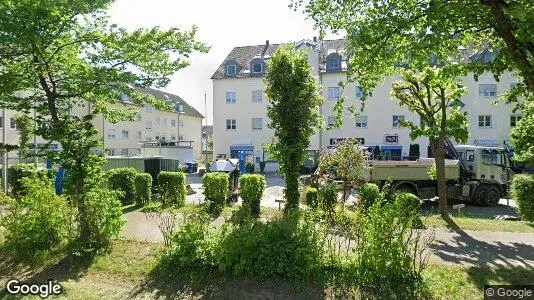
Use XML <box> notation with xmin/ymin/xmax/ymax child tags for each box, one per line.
<box><xmin>108</xmin><ymin>0</ymin><xmax>341</xmax><ymax>125</ymax></box>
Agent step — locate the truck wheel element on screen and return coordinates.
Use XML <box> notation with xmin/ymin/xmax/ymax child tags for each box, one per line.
<box><xmin>473</xmin><ymin>185</ymin><xmax>487</xmax><ymax>206</ymax></box>
<box><xmin>483</xmin><ymin>185</ymin><xmax>500</xmax><ymax>207</ymax></box>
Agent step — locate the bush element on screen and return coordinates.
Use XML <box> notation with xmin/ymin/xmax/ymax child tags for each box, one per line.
<box><xmin>84</xmin><ymin>188</ymin><xmax>125</xmax><ymax>247</ymax></box>
<box><xmin>511</xmin><ymin>174</ymin><xmax>534</xmax><ymax>222</ymax></box>
<box><xmin>158</xmin><ymin>171</ymin><xmax>187</xmax><ymax>207</ymax></box>
<box><xmin>239</xmin><ymin>174</ymin><xmax>266</xmax><ymax>217</ymax></box>
<box><xmin>1</xmin><ymin>177</ymin><xmax>74</xmax><ymax>261</ymax></box>
<box><xmin>202</xmin><ymin>172</ymin><xmax>229</xmax><ymax>215</ymax></box>
<box><xmin>106</xmin><ymin>168</ymin><xmax>137</xmax><ymax>205</ymax></box>
<box><xmin>394</xmin><ymin>192</ymin><xmax>423</xmax><ymax>227</ymax></box>
<box><xmin>359</xmin><ymin>183</ymin><xmax>380</xmax><ymax>212</ymax></box>
<box><xmin>320</xmin><ymin>184</ymin><xmax>338</xmax><ymax>218</ymax></box>
<box><xmin>306</xmin><ymin>187</ymin><xmax>319</xmax><ymax>208</ymax></box>
<box><xmin>8</xmin><ymin>164</ymin><xmax>54</xmax><ymax>198</ymax></box>
<box><xmin>134</xmin><ymin>173</ymin><xmax>152</xmax><ymax>206</ymax></box>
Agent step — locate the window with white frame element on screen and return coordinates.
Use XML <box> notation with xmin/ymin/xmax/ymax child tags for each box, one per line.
<box><xmin>328</xmin><ymin>87</ymin><xmax>340</xmax><ymax>100</ymax></box>
<box><xmin>327</xmin><ymin>58</ymin><xmax>340</xmax><ymax>69</ymax></box>
<box><xmin>252</xmin><ymin>90</ymin><xmax>263</xmax><ymax>102</ymax></box>
<box><xmin>137</xmin><ymin>131</ymin><xmax>142</xmax><ymax>139</ymax></box>
<box><xmin>121</xmin><ymin>130</ymin><xmax>129</xmax><ymax>139</ymax></box>
<box><xmin>10</xmin><ymin>118</ymin><xmax>16</xmax><ymax>129</ymax></box>
<box><xmin>171</xmin><ymin>119</ymin><xmax>176</xmax><ymax>127</ymax></box>
<box><xmin>510</xmin><ymin>115</ymin><xmax>522</xmax><ymax>127</ymax></box>
<box><xmin>355</xmin><ymin>86</ymin><xmax>363</xmax><ymax>99</ymax></box>
<box><xmin>327</xmin><ymin>116</ymin><xmax>335</xmax><ymax>127</ymax></box>
<box><xmin>108</xmin><ymin>129</ymin><xmax>116</xmax><ymax>139</ymax></box>
<box><xmin>478</xmin><ymin>115</ymin><xmax>492</xmax><ymax>128</ymax></box>
<box><xmin>146</xmin><ymin>105</ymin><xmax>153</xmax><ymax>113</ymax></box>
<box><xmin>0</xmin><ymin>117</ymin><xmax>3</xmax><ymax>128</ymax></box>
<box><xmin>252</xmin><ymin>63</ymin><xmax>262</xmax><ymax>73</ymax></box>
<box><xmin>121</xmin><ymin>148</ymin><xmax>129</xmax><ymax>156</ymax></box>
<box><xmin>252</xmin><ymin>118</ymin><xmax>262</xmax><ymax>130</ymax></box>
<box><xmin>392</xmin><ymin>115</ymin><xmax>405</xmax><ymax>128</ymax></box>
<box><xmin>155</xmin><ymin>116</ymin><xmax>161</xmax><ymax>125</ymax></box>
<box><xmin>226</xmin><ymin>119</ymin><xmax>236</xmax><ymax>130</ymax></box>
<box><xmin>171</xmin><ymin>133</ymin><xmax>176</xmax><ymax>140</ymax></box>
<box><xmin>145</xmin><ymin>120</ymin><xmax>152</xmax><ymax>130</ymax></box>
<box><xmin>226</xmin><ymin>65</ymin><xmax>237</xmax><ymax>75</ymax></box>
<box><xmin>478</xmin><ymin>84</ymin><xmax>497</xmax><ymax>97</ymax></box>
<box><xmin>226</xmin><ymin>91</ymin><xmax>237</xmax><ymax>103</ymax></box>
<box><xmin>356</xmin><ymin>116</ymin><xmax>368</xmax><ymax>128</ymax></box>
<box><xmin>180</xmin><ymin>120</ymin><xmax>184</xmax><ymax>127</ymax></box>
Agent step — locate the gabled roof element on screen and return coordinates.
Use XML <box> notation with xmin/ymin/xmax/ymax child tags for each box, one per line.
<box><xmin>132</xmin><ymin>86</ymin><xmax>203</xmax><ymax>119</ymax></box>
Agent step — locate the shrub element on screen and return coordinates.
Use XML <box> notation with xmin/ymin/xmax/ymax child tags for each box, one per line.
<box><xmin>202</xmin><ymin>172</ymin><xmax>229</xmax><ymax>215</ymax></box>
<box><xmin>134</xmin><ymin>173</ymin><xmax>153</xmax><ymax>206</ymax></box>
<box><xmin>1</xmin><ymin>177</ymin><xmax>74</xmax><ymax>261</ymax></box>
<box><xmin>8</xmin><ymin>164</ymin><xmax>54</xmax><ymax>198</ymax></box>
<box><xmin>239</xmin><ymin>174</ymin><xmax>266</xmax><ymax>217</ymax></box>
<box><xmin>394</xmin><ymin>192</ymin><xmax>423</xmax><ymax>227</ymax></box>
<box><xmin>84</xmin><ymin>188</ymin><xmax>125</xmax><ymax>247</ymax></box>
<box><xmin>306</xmin><ymin>187</ymin><xmax>319</xmax><ymax>208</ymax></box>
<box><xmin>359</xmin><ymin>183</ymin><xmax>380</xmax><ymax>212</ymax></box>
<box><xmin>320</xmin><ymin>184</ymin><xmax>338</xmax><ymax>218</ymax></box>
<box><xmin>106</xmin><ymin>168</ymin><xmax>137</xmax><ymax>205</ymax></box>
<box><xmin>158</xmin><ymin>171</ymin><xmax>187</xmax><ymax>207</ymax></box>
<box><xmin>511</xmin><ymin>174</ymin><xmax>534</xmax><ymax>222</ymax></box>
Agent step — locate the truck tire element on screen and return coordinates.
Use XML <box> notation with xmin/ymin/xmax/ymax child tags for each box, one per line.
<box><xmin>473</xmin><ymin>185</ymin><xmax>487</xmax><ymax>206</ymax></box>
<box><xmin>483</xmin><ymin>185</ymin><xmax>500</xmax><ymax>207</ymax></box>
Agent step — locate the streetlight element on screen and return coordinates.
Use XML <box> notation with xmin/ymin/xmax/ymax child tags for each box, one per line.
<box><xmin>175</xmin><ymin>102</ymin><xmax>184</xmax><ymax>146</ymax></box>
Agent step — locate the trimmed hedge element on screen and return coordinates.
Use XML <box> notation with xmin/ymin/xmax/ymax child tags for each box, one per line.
<box><xmin>239</xmin><ymin>174</ymin><xmax>266</xmax><ymax>217</ymax></box>
<box><xmin>511</xmin><ymin>174</ymin><xmax>534</xmax><ymax>222</ymax></box>
<box><xmin>158</xmin><ymin>171</ymin><xmax>187</xmax><ymax>207</ymax></box>
<box><xmin>320</xmin><ymin>184</ymin><xmax>338</xmax><ymax>218</ymax></box>
<box><xmin>203</xmin><ymin>172</ymin><xmax>229</xmax><ymax>215</ymax></box>
<box><xmin>394</xmin><ymin>192</ymin><xmax>423</xmax><ymax>227</ymax></box>
<box><xmin>134</xmin><ymin>173</ymin><xmax>153</xmax><ymax>206</ymax></box>
<box><xmin>359</xmin><ymin>183</ymin><xmax>380</xmax><ymax>212</ymax></box>
<box><xmin>305</xmin><ymin>187</ymin><xmax>318</xmax><ymax>208</ymax></box>
<box><xmin>8</xmin><ymin>164</ymin><xmax>54</xmax><ymax>198</ymax></box>
<box><xmin>106</xmin><ymin>168</ymin><xmax>137</xmax><ymax>205</ymax></box>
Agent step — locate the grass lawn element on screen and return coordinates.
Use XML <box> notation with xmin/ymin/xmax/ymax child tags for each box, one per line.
<box><xmin>1</xmin><ymin>239</ymin><xmax>533</xmax><ymax>299</ymax></box>
<box><xmin>422</xmin><ymin>215</ymin><xmax>534</xmax><ymax>233</ymax></box>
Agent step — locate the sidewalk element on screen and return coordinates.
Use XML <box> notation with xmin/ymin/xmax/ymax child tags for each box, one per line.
<box><xmin>120</xmin><ymin>210</ymin><xmax>534</xmax><ymax>268</ymax></box>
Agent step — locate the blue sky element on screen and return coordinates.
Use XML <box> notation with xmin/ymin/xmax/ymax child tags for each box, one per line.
<box><xmin>108</xmin><ymin>0</ymin><xmax>341</xmax><ymax>124</ymax></box>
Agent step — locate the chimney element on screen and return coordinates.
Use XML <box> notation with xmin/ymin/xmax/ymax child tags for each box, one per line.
<box><xmin>266</xmin><ymin>40</ymin><xmax>269</xmax><ymax>46</ymax></box>
<box><xmin>261</xmin><ymin>40</ymin><xmax>270</xmax><ymax>57</ymax></box>
<box><xmin>313</xmin><ymin>36</ymin><xmax>317</xmax><ymax>42</ymax></box>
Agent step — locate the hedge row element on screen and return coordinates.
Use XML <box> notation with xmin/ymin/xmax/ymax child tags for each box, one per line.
<box><xmin>239</xmin><ymin>174</ymin><xmax>266</xmax><ymax>217</ymax></box>
<box><xmin>203</xmin><ymin>172</ymin><xmax>229</xmax><ymax>215</ymax></box>
<box><xmin>158</xmin><ymin>171</ymin><xmax>187</xmax><ymax>207</ymax></box>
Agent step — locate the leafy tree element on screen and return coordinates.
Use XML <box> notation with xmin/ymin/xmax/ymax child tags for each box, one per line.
<box><xmin>510</xmin><ymin>102</ymin><xmax>534</xmax><ymax>162</ymax></box>
<box><xmin>0</xmin><ymin>1</ymin><xmax>208</xmax><ymax>244</ymax></box>
<box><xmin>13</xmin><ymin>114</ymin><xmax>34</xmax><ymax>160</ymax></box>
<box><xmin>318</xmin><ymin>138</ymin><xmax>369</xmax><ymax>203</ymax></box>
<box><xmin>264</xmin><ymin>44</ymin><xmax>323</xmax><ymax>213</ymax></box>
<box><xmin>390</xmin><ymin>66</ymin><xmax>469</xmax><ymax>217</ymax></box>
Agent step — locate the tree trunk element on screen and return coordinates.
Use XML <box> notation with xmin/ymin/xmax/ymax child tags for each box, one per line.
<box><xmin>431</xmin><ymin>138</ymin><xmax>449</xmax><ymax>218</ymax></box>
<box><xmin>284</xmin><ymin>171</ymin><xmax>300</xmax><ymax>213</ymax></box>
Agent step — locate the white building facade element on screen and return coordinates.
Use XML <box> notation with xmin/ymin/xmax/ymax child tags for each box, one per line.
<box><xmin>212</xmin><ymin>39</ymin><xmax>521</xmax><ymax>171</ymax></box>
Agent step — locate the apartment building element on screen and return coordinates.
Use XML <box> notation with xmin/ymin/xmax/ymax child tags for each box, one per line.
<box><xmin>211</xmin><ymin>38</ymin><xmax>521</xmax><ymax>171</ymax></box>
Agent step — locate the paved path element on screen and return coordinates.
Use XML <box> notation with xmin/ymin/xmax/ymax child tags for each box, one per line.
<box><xmin>120</xmin><ymin>210</ymin><xmax>534</xmax><ymax>268</ymax></box>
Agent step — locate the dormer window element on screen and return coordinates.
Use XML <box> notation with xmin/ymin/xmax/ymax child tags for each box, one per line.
<box><xmin>252</xmin><ymin>63</ymin><xmax>263</xmax><ymax>74</ymax></box>
<box><xmin>120</xmin><ymin>93</ymin><xmax>131</xmax><ymax>101</ymax></box>
<box><xmin>226</xmin><ymin>64</ymin><xmax>237</xmax><ymax>76</ymax></box>
<box><xmin>328</xmin><ymin>58</ymin><xmax>340</xmax><ymax>70</ymax></box>
<box><xmin>326</xmin><ymin>53</ymin><xmax>342</xmax><ymax>71</ymax></box>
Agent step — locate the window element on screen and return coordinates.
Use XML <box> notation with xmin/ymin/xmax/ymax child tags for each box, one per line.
<box><xmin>155</xmin><ymin>117</ymin><xmax>161</xmax><ymax>125</ymax></box>
<box><xmin>121</xmin><ymin>148</ymin><xmax>129</xmax><ymax>156</ymax></box>
<box><xmin>137</xmin><ymin>115</ymin><xmax>142</xmax><ymax>122</ymax></box>
<box><xmin>252</xmin><ymin>90</ymin><xmax>263</xmax><ymax>103</ymax></box>
<box><xmin>510</xmin><ymin>115</ymin><xmax>522</xmax><ymax>127</ymax></box>
<box><xmin>171</xmin><ymin>134</ymin><xmax>176</xmax><ymax>141</ymax></box>
<box><xmin>176</xmin><ymin>103</ymin><xmax>184</xmax><ymax>112</ymax></box>
<box><xmin>145</xmin><ymin>120</ymin><xmax>152</xmax><ymax>130</ymax></box>
<box><xmin>146</xmin><ymin>105</ymin><xmax>153</xmax><ymax>113</ymax></box>
<box><xmin>171</xmin><ymin>119</ymin><xmax>176</xmax><ymax>127</ymax></box>
<box><xmin>392</xmin><ymin>115</ymin><xmax>405</xmax><ymax>128</ymax></box>
<box><xmin>226</xmin><ymin>119</ymin><xmax>236</xmax><ymax>130</ymax></box>
<box><xmin>478</xmin><ymin>115</ymin><xmax>492</xmax><ymax>128</ymax></box>
<box><xmin>355</xmin><ymin>86</ymin><xmax>362</xmax><ymax>99</ymax></box>
<box><xmin>355</xmin><ymin>116</ymin><xmax>367</xmax><ymax>128</ymax></box>
<box><xmin>226</xmin><ymin>65</ymin><xmax>237</xmax><ymax>75</ymax></box>
<box><xmin>226</xmin><ymin>91</ymin><xmax>237</xmax><ymax>104</ymax></box>
<box><xmin>121</xmin><ymin>130</ymin><xmax>129</xmax><ymax>139</ymax></box>
<box><xmin>327</xmin><ymin>116</ymin><xmax>335</xmax><ymax>127</ymax></box>
<box><xmin>108</xmin><ymin>129</ymin><xmax>116</xmax><ymax>139</ymax></box>
<box><xmin>478</xmin><ymin>84</ymin><xmax>497</xmax><ymax>97</ymax></box>
<box><xmin>180</xmin><ymin>120</ymin><xmax>184</xmax><ymax>127</ymax></box>
<box><xmin>179</xmin><ymin>135</ymin><xmax>183</xmax><ymax>141</ymax></box>
<box><xmin>9</xmin><ymin>118</ymin><xmax>15</xmax><ymax>129</ymax></box>
<box><xmin>163</xmin><ymin>118</ymin><xmax>167</xmax><ymax>126</ymax></box>
<box><xmin>328</xmin><ymin>87</ymin><xmax>340</xmax><ymax>100</ymax></box>
<box><xmin>0</xmin><ymin>117</ymin><xmax>2</xmax><ymax>128</ymax></box>
<box><xmin>252</xmin><ymin>63</ymin><xmax>262</xmax><ymax>73</ymax></box>
<box><xmin>328</xmin><ymin>58</ymin><xmax>340</xmax><ymax>69</ymax></box>
<box><xmin>137</xmin><ymin>131</ymin><xmax>142</xmax><ymax>139</ymax></box>
<box><xmin>252</xmin><ymin>118</ymin><xmax>262</xmax><ymax>130</ymax></box>
<box><xmin>120</xmin><ymin>93</ymin><xmax>131</xmax><ymax>101</ymax></box>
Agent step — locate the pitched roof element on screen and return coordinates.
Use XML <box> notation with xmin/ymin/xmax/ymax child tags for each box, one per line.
<box><xmin>132</xmin><ymin>86</ymin><xmax>203</xmax><ymax>119</ymax></box>
<box><xmin>211</xmin><ymin>39</ymin><xmax>349</xmax><ymax>79</ymax></box>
